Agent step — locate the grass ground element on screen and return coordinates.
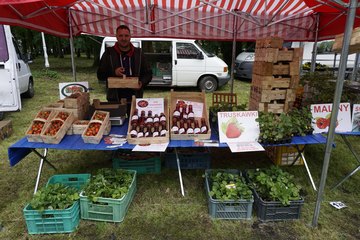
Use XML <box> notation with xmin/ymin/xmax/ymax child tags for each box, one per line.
<box><xmin>0</xmin><ymin>55</ymin><xmax>359</xmax><ymax>240</ymax></box>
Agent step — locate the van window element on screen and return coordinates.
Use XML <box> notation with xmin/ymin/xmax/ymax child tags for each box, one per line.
<box><xmin>12</xmin><ymin>38</ymin><xmax>22</xmax><ymax>60</ymax></box>
<box><xmin>0</xmin><ymin>26</ymin><xmax>9</xmax><ymax>62</ymax></box>
<box><xmin>317</xmin><ymin>41</ymin><xmax>334</xmax><ymax>54</ymax></box>
<box><xmin>176</xmin><ymin>42</ymin><xmax>200</xmax><ymax>59</ymax></box>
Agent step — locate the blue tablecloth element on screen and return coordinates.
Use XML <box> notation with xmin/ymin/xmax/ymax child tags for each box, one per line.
<box><xmin>8</xmin><ymin>120</ymin><xmax>328</xmax><ymax>167</ymax></box>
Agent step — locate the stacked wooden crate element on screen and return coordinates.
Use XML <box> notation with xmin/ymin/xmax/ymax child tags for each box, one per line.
<box><xmin>249</xmin><ymin>37</ymin><xmax>303</xmax><ymax>113</ymax></box>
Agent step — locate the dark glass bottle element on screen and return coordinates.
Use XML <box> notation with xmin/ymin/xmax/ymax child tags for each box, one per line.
<box><xmin>188</xmin><ymin>104</ymin><xmax>194</xmax><ymax>120</ymax></box>
<box><xmin>186</xmin><ymin>119</ymin><xmax>194</xmax><ymax>134</ymax></box>
<box><xmin>137</xmin><ymin>125</ymin><xmax>144</xmax><ymax>138</ymax></box>
<box><xmin>131</xmin><ymin>109</ymin><xmax>139</xmax><ymax>125</ymax></box>
<box><xmin>130</xmin><ymin>123</ymin><xmax>138</xmax><ymax>138</ymax></box>
<box><xmin>153</xmin><ymin>114</ymin><xmax>160</xmax><ymax>124</ymax></box>
<box><xmin>178</xmin><ymin>120</ymin><xmax>186</xmax><ymax>134</ymax></box>
<box><xmin>152</xmin><ymin>125</ymin><xmax>160</xmax><ymax>137</ymax></box>
<box><xmin>200</xmin><ymin>118</ymin><xmax>208</xmax><ymax>134</ymax></box>
<box><xmin>194</xmin><ymin>120</ymin><xmax>201</xmax><ymax>134</ymax></box>
<box><xmin>160</xmin><ymin>121</ymin><xmax>167</xmax><ymax>136</ymax></box>
<box><xmin>172</xmin><ymin>104</ymin><xmax>181</xmax><ymax>119</ymax></box>
<box><xmin>159</xmin><ymin>112</ymin><xmax>166</xmax><ymax>123</ymax></box>
<box><xmin>146</xmin><ymin>110</ymin><xmax>154</xmax><ymax>124</ymax></box>
<box><xmin>171</xmin><ymin>117</ymin><xmax>179</xmax><ymax>134</ymax></box>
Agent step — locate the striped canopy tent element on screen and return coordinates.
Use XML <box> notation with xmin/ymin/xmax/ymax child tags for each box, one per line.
<box><xmin>0</xmin><ymin>0</ymin><xmax>359</xmax><ymax>41</ymax></box>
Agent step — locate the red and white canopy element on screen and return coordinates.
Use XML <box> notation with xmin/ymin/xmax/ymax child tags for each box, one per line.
<box><xmin>0</xmin><ymin>0</ymin><xmax>359</xmax><ymax>41</ymax></box>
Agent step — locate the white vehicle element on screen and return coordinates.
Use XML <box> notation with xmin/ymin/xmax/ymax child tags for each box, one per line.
<box><xmin>0</xmin><ymin>25</ymin><xmax>34</xmax><ymax>120</ymax></box>
<box><xmin>100</xmin><ymin>37</ymin><xmax>230</xmax><ymax>92</ymax></box>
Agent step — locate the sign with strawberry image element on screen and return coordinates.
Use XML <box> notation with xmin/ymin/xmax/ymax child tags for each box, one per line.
<box><xmin>311</xmin><ymin>103</ymin><xmax>352</xmax><ymax>133</ymax></box>
<box><xmin>217</xmin><ymin>111</ymin><xmax>260</xmax><ymax>143</ymax></box>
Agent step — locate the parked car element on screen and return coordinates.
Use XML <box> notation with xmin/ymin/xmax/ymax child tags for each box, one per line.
<box><xmin>234</xmin><ymin>52</ymin><xmax>254</xmax><ymax>80</ymax></box>
<box><xmin>0</xmin><ymin>25</ymin><xmax>34</xmax><ymax>120</ymax></box>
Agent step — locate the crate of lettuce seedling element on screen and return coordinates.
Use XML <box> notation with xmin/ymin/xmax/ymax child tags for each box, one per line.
<box><xmin>23</xmin><ymin>183</ymin><xmax>80</xmax><ymax>234</ymax></box>
<box><xmin>46</xmin><ymin>173</ymin><xmax>91</xmax><ymax>190</ymax></box>
<box><xmin>245</xmin><ymin>166</ymin><xmax>304</xmax><ymax>222</ymax></box>
<box><xmin>205</xmin><ymin>169</ymin><xmax>254</xmax><ymax>220</ymax></box>
<box><xmin>80</xmin><ymin>169</ymin><xmax>136</xmax><ymax>223</ymax></box>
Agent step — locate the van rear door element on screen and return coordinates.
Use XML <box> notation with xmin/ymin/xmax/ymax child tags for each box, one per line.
<box><xmin>0</xmin><ymin>25</ymin><xmax>21</xmax><ymax>112</ymax></box>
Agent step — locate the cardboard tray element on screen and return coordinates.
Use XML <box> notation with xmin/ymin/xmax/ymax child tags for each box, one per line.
<box><xmin>126</xmin><ymin>96</ymin><xmax>169</xmax><ymax>145</ymax></box>
<box><xmin>108</xmin><ymin>76</ymin><xmax>140</xmax><ymax>89</ymax></box>
<box><xmin>26</xmin><ymin>118</ymin><xmax>47</xmax><ymax>142</ymax></box>
<box><xmin>169</xmin><ymin>90</ymin><xmax>211</xmax><ymax>140</ymax></box>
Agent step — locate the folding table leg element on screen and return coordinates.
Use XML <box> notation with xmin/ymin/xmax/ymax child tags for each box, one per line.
<box><xmin>31</xmin><ymin>148</ymin><xmax>57</xmax><ymax>194</ymax></box>
<box><xmin>175</xmin><ymin>148</ymin><xmax>185</xmax><ymax>196</ymax></box>
<box><xmin>332</xmin><ymin>135</ymin><xmax>360</xmax><ymax>189</ymax></box>
<box><xmin>294</xmin><ymin>145</ymin><xmax>317</xmax><ymax>191</ymax></box>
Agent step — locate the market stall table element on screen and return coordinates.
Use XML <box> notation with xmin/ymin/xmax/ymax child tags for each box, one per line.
<box><xmin>332</xmin><ymin>131</ymin><xmax>360</xmax><ymax>189</ymax></box>
<box><xmin>8</xmin><ymin>120</ymin><xmax>327</xmax><ymax>195</ymax></box>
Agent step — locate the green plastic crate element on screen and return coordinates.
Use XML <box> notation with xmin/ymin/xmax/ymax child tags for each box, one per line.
<box><xmin>205</xmin><ymin>169</ymin><xmax>253</xmax><ymax>220</ymax></box>
<box><xmin>163</xmin><ymin>148</ymin><xmax>211</xmax><ymax>169</ymax></box>
<box><xmin>23</xmin><ymin>201</ymin><xmax>80</xmax><ymax>234</ymax></box>
<box><xmin>113</xmin><ymin>157</ymin><xmax>161</xmax><ymax>174</ymax></box>
<box><xmin>253</xmin><ymin>189</ymin><xmax>304</xmax><ymax>222</ymax></box>
<box><xmin>46</xmin><ymin>174</ymin><xmax>91</xmax><ymax>190</ymax></box>
<box><xmin>79</xmin><ymin>170</ymin><xmax>136</xmax><ymax>222</ymax></box>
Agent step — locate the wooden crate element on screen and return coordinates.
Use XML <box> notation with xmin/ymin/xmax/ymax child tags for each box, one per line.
<box><xmin>82</xmin><ymin>119</ymin><xmax>109</xmax><ymax>144</ymax></box>
<box><xmin>255</xmin><ymin>48</ymin><xmax>303</xmax><ymax>63</ymax></box>
<box><xmin>33</xmin><ymin>109</ymin><xmax>56</xmax><ymax>121</ymax></box>
<box><xmin>41</xmin><ymin>112</ymin><xmax>74</xmax><ymax>144</ymax></box>
<box><xmin>249</xmin><ymin>99</ymin><xmax>294</xmax><ymax>114</ymax></box>
<box><xmin>108</xmin><ymin>76</ymin><xmax>139</xmax><ymax>89</ymax></box>
<box><xmin>81</xmin><ymin>111</ymin><xmax>110</xmax><ymax>144</ymax></box>
<box><xmin>250</xmin><ymin>86</ymin><xmax>296</xmax><ymax>103</ymax></box>
<box><xmin>44</xmin><ymin>102</ymin><xmax>64</xmax><ymax>109</ymax></box>
<box><xmin>0</xmin><ymin>120</ymin><xmax>12</xmax><ymax>141</ymax></box>
<box><xmin>332</xmin><ymin>26</ymin><xmax>360</xmax><ymax>54</ymax></box>
<box><xmin>212</xmin><ymin>92</ymin><xmax>237</xmax><ymax>106</ymax></box>
<box><xmin>71</xmin><ymin>120</ymin><xmax>90</xmax><ymax>135</ymax></box>
<box><xmin>255</xmin><ymin>37</ymin><xmax>284</xmax><ymax>49</ymax></box>
<box><xmin>91</xmin><ymin>99</ymin><xmax>127</xmax><ymax>117</ymax></box>
<box><xmin>251</xmin><ymin>74</ymin><xmax>300</xmax><ymax>90</ymax></box>
<box><xmin>169</xmin><ymin>90</ymin><xmax>211</xmax><ymax>140</ymax></box>
<box><xmin>126</xmin><ymin>96</ymin><xmax>170</xmax><ymax>145</ymax></box>
<box><xmin>253</xmin><ymin>61</ymin><xmax>300</xmax><ymax>76</ymax></box>
<box><xmin>64</xmin><ymin>92</ymin><xmax>89</xmax><ymax>109</ymax></box>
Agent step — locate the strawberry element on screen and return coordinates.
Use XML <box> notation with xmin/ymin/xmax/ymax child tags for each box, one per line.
<box><xmin>221</xmin><ymin>117</ymin><xmax>244</xmax><ymax>139</ymax></box>
<box><xmin>316</xmin><ymin>117</ymin><xmax>328</xmax><ymax>129</ymax></box>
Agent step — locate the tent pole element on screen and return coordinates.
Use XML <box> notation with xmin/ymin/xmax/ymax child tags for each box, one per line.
<box><xmin>41</xmin><ymin>32</ymin><xmax>49</xmax><ymax>68</ymax></box>
<box><xmin>230</xmin><ymin>14</ymin><xmax>237</xmax><ymax>95</ymax></box>
<box><xmin>310</xmin><ymin>14</ymin><xmax>320</xmax><ymax>72</ymax></box>
<box><xmin>312</xmin><ymin>0</ymin><xmax>357</xmax><ymax>228</ymax></box>
<box><xmin>68</xmin><ymin>11</ymin><xmax>76</xmax><ymax>81</ymax></box>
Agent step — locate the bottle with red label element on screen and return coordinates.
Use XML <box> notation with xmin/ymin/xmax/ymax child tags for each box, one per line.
<box><xmin>181</xmin><ymin>107</ymin><xmax>188</xmax><ymax>121</ymax></box>
<box><xmin>146</xmin><ymin>110</ymin><xmax>154</xmax><ymax>124</ymax></box>
<box><xmin>153</xmin><ymin>114</ymin><xmax>160</xmax><ymax>124</ymax></box>
<box><xmin>200</xmin><ymin>118</ymin><xmax>208</xmax><ymax>134</ymax></box>
<box><xmin>139</xmin><ymin>110</ymin><xmax>146</xmax><ymax>123</ymax></box>
<box><xmin>137</xmin><ymin>125</ymin><xmax>144</xmax><ymax>138</ymax></box>
<box><xmin>152</xmin><ymin>125</ymin><xmax>159</xmax><ymax>137</ymax></box>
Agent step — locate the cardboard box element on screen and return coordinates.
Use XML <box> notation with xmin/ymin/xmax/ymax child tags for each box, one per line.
<box><xmin>90</xmin><ymin>99</ymin><xmax>127</xmax><ymax>117</ymax></box>
<box><xmin>108</xmin><ymin>76</ymin><xmax>139</xmax><ymax>89</ymax></box>
<box><xmin>126</xmin><ymin>96</ymin><xmax>169</xmax><ymax>145</ymax></box>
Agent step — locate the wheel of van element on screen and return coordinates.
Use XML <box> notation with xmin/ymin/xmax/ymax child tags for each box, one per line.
<box><xmin>199</xmin><ymin>76</ymin><xmax>217</xmax><ymax>92</ymax></box>
<box><xmin>23</xmin><ymin>79</ymin><xmax>34</xmax><ymax>98</ymax></box>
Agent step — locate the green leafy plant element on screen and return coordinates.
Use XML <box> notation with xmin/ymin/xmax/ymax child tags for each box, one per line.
<box><xmin>82</xmin><ymin>168</ymin><xmax>134</xmax><ymax>202</ymax></box>
<box><xmin>30</xmin><ymin>183</ymin><xmax>79</xmax><ymax>212</ymax></box>
<box><xmin>209</xmin><ymin>102</ymin><xmax>247</xmax><ymax>124</ymax></box>
<box><xmin>288</xmin><ymin>107</ymin><xmax>314</xmax><ymax>136</ymax></box>
<box><xmin>246</xmin><ymin>166</ymin><xmax>301</xmax><ymax>206</ymax></box>
<box><xmin>208</xmin><ymin>170</ymin><xmax>253</xmax><ymax>201</ymax></box>
<box><xmin>256</xmin><ymin>112</ymin><xmax>293</xmax><ymax>144</ymax></box>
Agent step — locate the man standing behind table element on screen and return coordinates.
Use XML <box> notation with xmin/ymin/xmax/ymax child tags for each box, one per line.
<box><xmin>97</xmin><ymin>25</ymin><xmax>152</xmax><ymax>109</ymax></box>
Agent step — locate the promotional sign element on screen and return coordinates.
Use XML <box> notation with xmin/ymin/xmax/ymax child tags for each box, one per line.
<box><xmin>217</xmin><ymin>111</ymin><xmax>260</xmax><ymax>143</ymax></box>
<box><xmin>59</xmin><ymin>82</ymin><xmax>89</xmax><ymax>100</ymax></box>
<box><xmin>351</xmin><ymin>104</ymin><xmax>360</xmax><ymax>132</ymax></box>
<box><xmin>227</xmin><ymin>142</ymin><xmax>264</xmax><ymax>153</ymax></box>
<box><xmin>135</xmin><ymin>98</ymin><xmax>164</xmax><ymax>115</ymax></box>
<box><xmin>311</xmin><ymin>103</ymin><xmax>352</xmax><ymax>133</ymax></box>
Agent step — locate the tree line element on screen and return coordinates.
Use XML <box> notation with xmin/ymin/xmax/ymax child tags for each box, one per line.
<box><xmin>11</xmin><ymin>26</ymin><xmax>254</xmax><ymax>68</ymax></box>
